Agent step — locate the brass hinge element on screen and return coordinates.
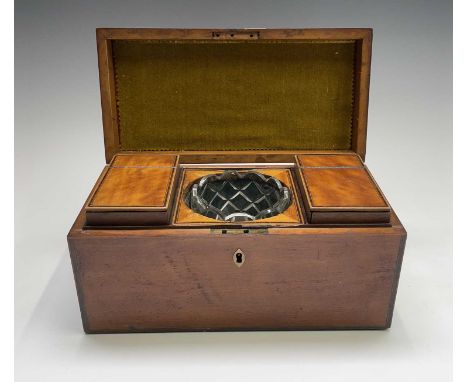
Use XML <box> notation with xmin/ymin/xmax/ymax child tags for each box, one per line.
<box><xmin>210</xmin><ymin>228</ymin><xmax>268</xmax><ymax>235</ymax></box>
<box><xmin>211</xmin><ymin>31</ymin><xmax>260</xmax><ymax>40</ymax></box>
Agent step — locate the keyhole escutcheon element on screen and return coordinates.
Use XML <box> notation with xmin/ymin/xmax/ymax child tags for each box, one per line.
<box><xmin>233</xmin><ymin>249</ymin><xmax>245</xmax><ymax>267</ymax></box>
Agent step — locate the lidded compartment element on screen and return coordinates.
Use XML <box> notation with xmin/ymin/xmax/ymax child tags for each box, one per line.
<box><xmin>295</xmin><ymin>154</ymin><xmax>390</xmax><ymax>224</ymax></box>
<box><xmin>85</xmin><ymin>153</ymin><xmax>179</xmax><ymax>226</ymax></box>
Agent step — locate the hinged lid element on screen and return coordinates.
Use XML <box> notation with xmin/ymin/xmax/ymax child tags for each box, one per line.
<box><xmin>97</xmin><ymin>28</ymin><xmax>372</xmax><ymax>163</ymax></box>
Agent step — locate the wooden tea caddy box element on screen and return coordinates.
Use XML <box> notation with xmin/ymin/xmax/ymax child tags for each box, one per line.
<box><xmin>68</xmin><ymin>28</ymin><xmax>407</xmax><ymax>333</ymax></box>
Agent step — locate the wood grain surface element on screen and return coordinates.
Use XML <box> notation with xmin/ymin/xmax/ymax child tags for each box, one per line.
<box><xmin>68</xmin><ymin>209</ymin><xmax>406</xmax><ymax>332</ymax></box>
<box><xmin>295</xmin><ymin>154</ymin><xmax>390</xmax><ymax>224</ymax></box>
<box><xmin>297</xmin><ymin>153</ymin><xmax>363</xmax><ymax>167</ymax></box>
<box><xmin>89</xmin><ymin>154</ymin><xmax>177</xmax><ymax>208</ymax></box>
<box><xmin>85</xmin><ymin>154</ymin><xmax>178</xmax><ymax>226</ymax></box>
<box><xmin>111</xmin><ymin>153</ymin><xmax>177</xmax><ymax>167</ymax></box>
<box><xmin>301</xmin><ymin>168</ymin><xmax>387</xmax><ymax>208</ymax></box>
<box><xmin>89</xmin><ymin>167</ymin><xmax>174</xmax><ymax>207</ymax></box>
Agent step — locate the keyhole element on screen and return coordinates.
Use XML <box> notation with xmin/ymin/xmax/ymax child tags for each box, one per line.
<box><xmin>233</xmin><ymin>249</ymin><xmax>245</xmax><ymax>267</ymax></box>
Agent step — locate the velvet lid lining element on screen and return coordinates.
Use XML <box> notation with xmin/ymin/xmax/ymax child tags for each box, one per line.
<box><xmin>112</xmin><ymin>39</ymin><xmax>356</xmax><ymax>151</ymax></box>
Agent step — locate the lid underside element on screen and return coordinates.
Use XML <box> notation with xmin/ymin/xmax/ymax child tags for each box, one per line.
<box><xmin>112</xmin><ymin>39</ymin><xmax>356</xmax><ymax>152</ymax></box>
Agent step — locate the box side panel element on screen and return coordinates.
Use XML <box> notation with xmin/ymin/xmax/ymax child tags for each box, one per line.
<box><xmin>385</xmin><ymin>230</ymin><xmax>407</xmax><ymax>327</ymax></box>
<box><xmin>68</xmin><ymin>237</ymin><xmax>91</xmax><ymax>333</ymax></box>
<box><xmin>69</xmin><ymin>229</ymin><xmax>404</xmax><ymax>333</ymax></box>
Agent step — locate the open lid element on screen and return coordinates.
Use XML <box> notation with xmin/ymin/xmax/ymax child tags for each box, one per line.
<box><xmin>97</xmin><ymin>28</ymin><xmax>372</xmax><ymax>163</ymax></box>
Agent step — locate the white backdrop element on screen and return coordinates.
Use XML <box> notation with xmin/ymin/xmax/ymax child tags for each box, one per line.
<box><xmin>15</xmin><ymin>1</ymin><xmax>452</xmax><ymax>381</ymax></box>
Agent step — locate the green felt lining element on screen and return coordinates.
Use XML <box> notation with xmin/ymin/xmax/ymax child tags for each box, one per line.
<box><xmin>112</xmin><ymin>40</ymin><xmax>356</xmax><ymax>151</ymax></box>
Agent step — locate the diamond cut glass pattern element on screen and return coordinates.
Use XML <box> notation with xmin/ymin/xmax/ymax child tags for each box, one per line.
<box><xmin>185</xmin><ymin>171</ymin><xmax>292</xmax><ymax>222</ymax></box>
